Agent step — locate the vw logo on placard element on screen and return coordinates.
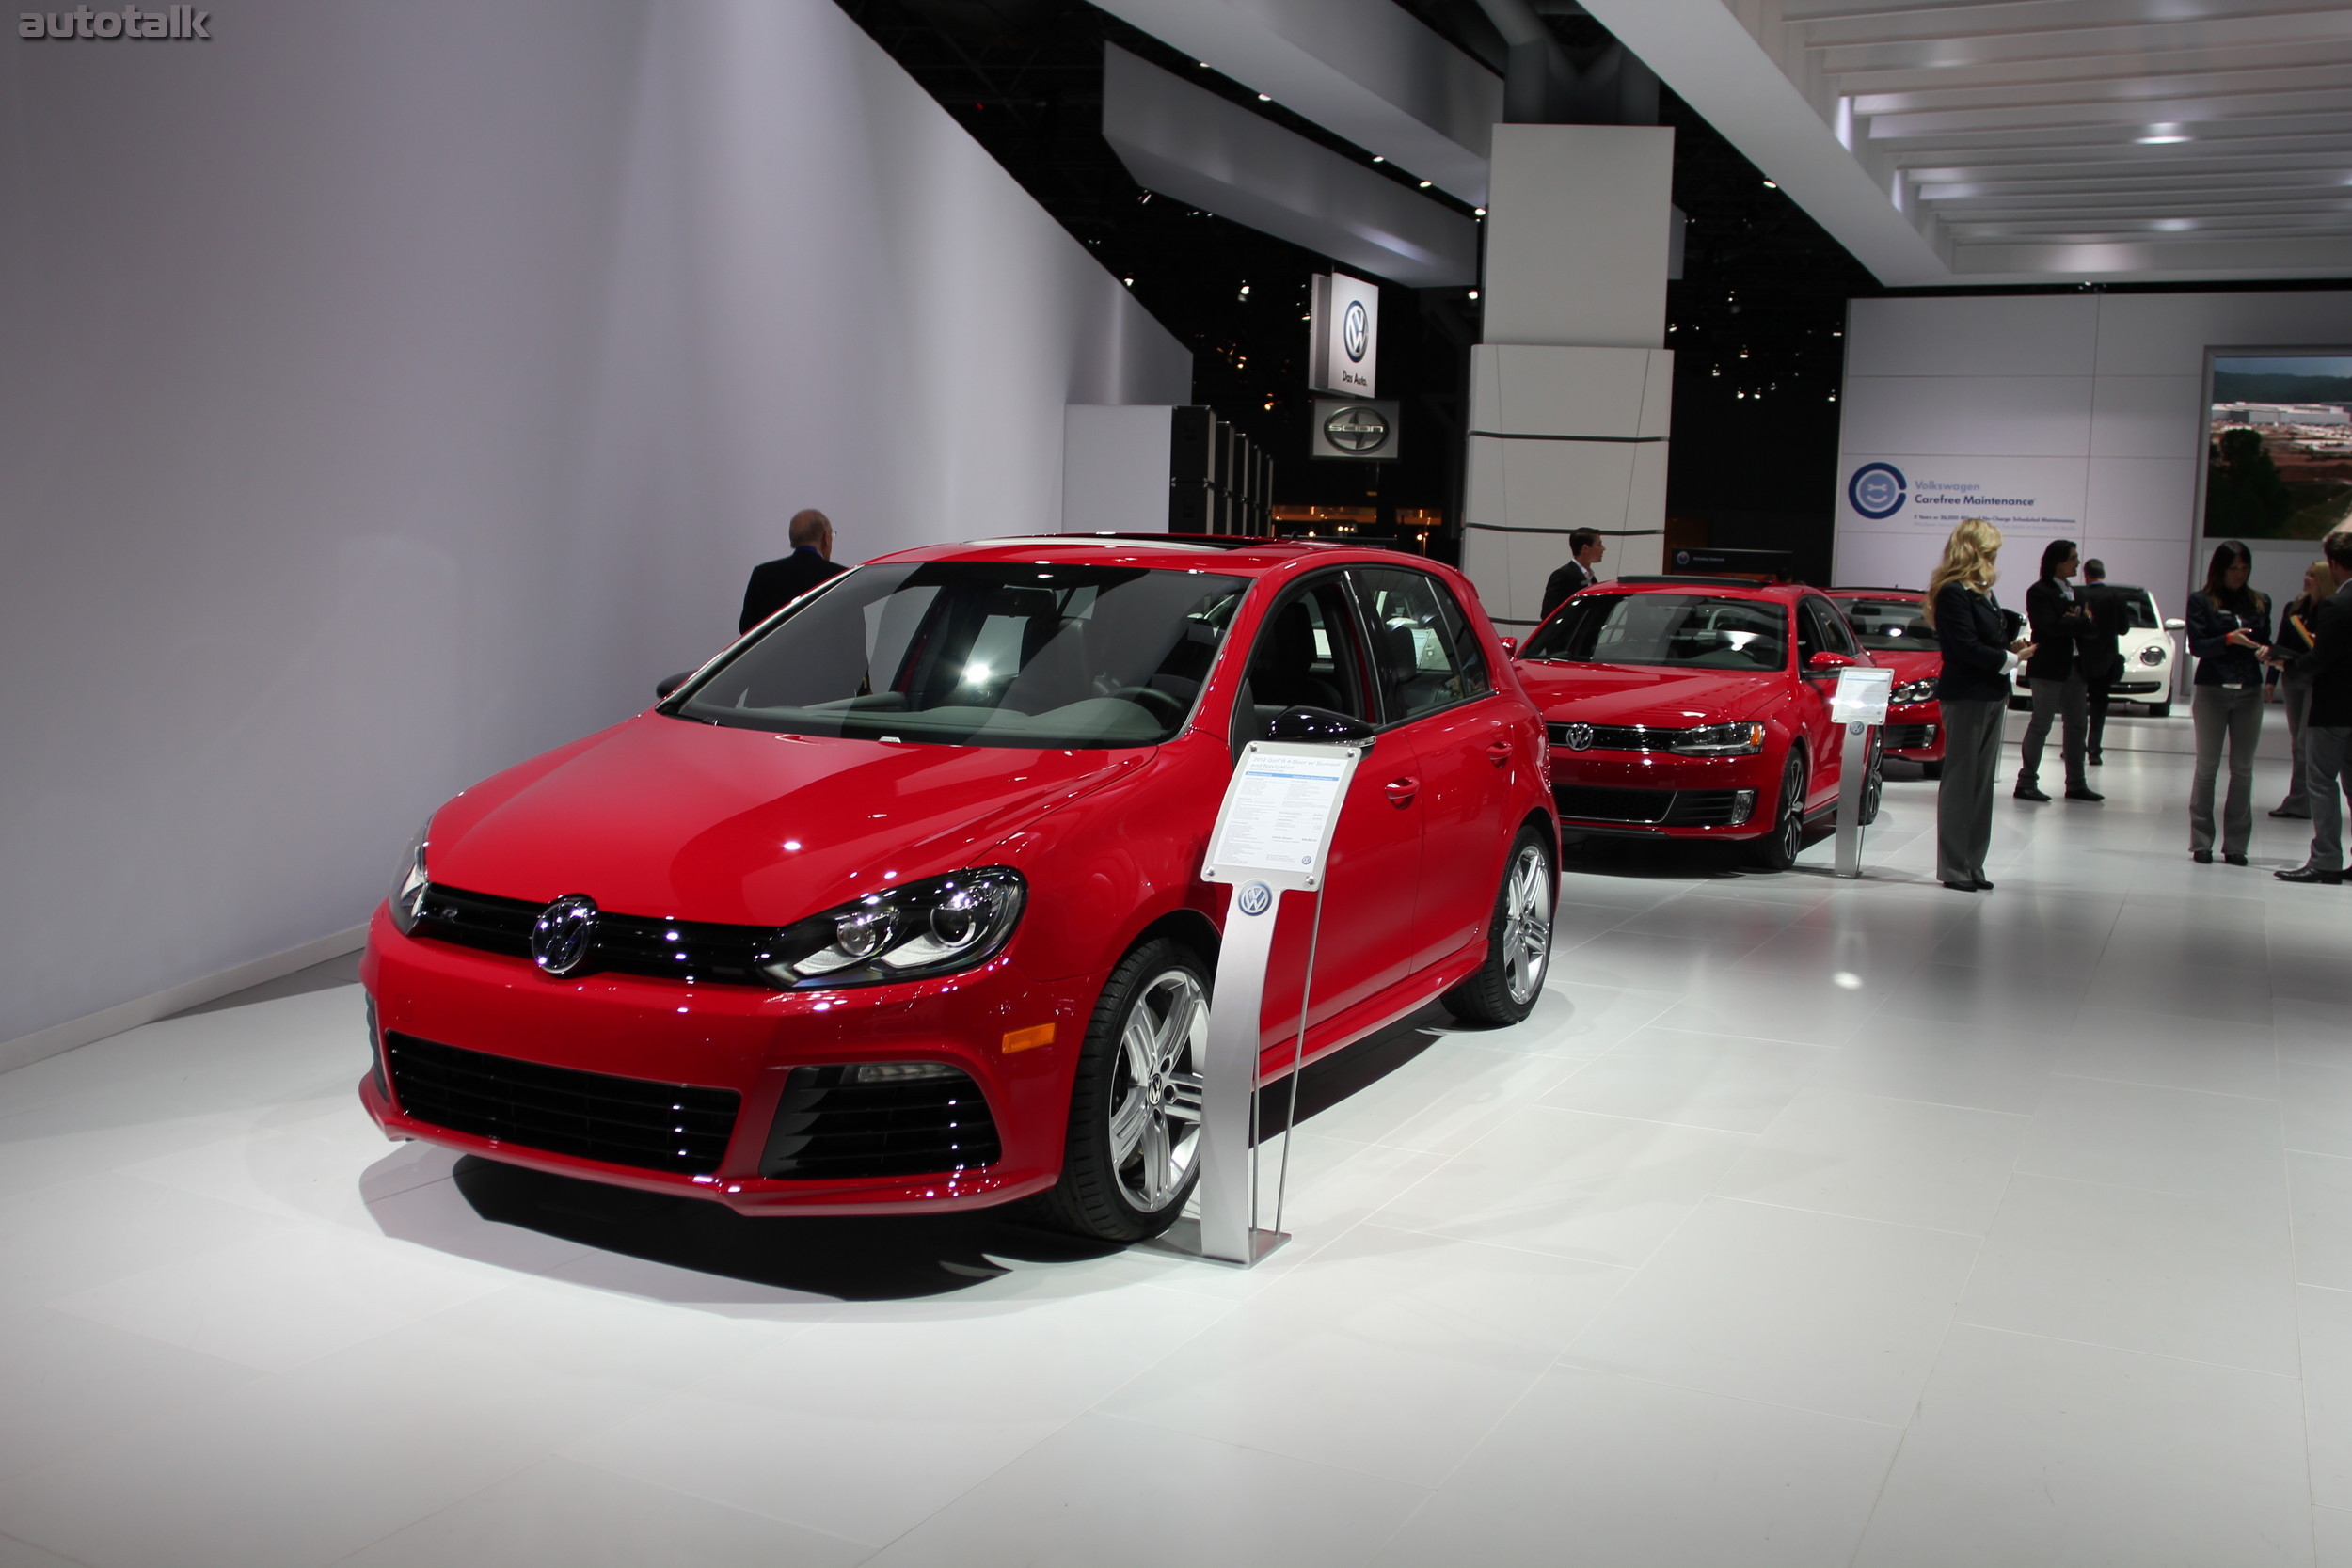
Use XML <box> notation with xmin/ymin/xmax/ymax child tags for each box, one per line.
<box><xmin>1324</xmin><ymin>404</ymin><xmax>1389</xmax><ymax>454</ymax></box>
<box><xmin>531</xmin><ymin>894</ymin><xmax>601</xmax><ymax>976</ymax></box>
<box><xmin>1564</xmin><ymin>723</ymin><xmax>1595</xmax><ymax>752</ymax></box>
<box><xmin>1343</xmin><ymin>299</ymin><xmax>1369</xmax><ymax>363</ymax></box>
<box><xmin>1847</xmin><ymin>462</ymin><xmax>1907</xmax><ymax>520</ymax></box>
<box><xmin>1237</xmin><ymin>881</ymin><xmax>1274</xmax><ymax>916</ymax></box>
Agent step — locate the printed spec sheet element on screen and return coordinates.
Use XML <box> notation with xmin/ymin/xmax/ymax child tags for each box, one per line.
<box><xmin>1209</xmin><ymin>749</ymin><xmax>1351</xmax><ymax>875</ymax></box>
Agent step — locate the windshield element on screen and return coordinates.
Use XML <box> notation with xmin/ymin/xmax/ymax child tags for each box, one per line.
<box><xmin>2114</xmin><ymin>587</ymin><xmax>2159</xmax><ymax>630</ymax></box>
<box><xmin>675</xmin><ymin>562</ymin><xmax>1248</xmax><ymax>747</ymax></box>
<box><xmin>1839</xmin><ymin>597</ymin><xmax>1936</xmax><ymax>651</ymax></box>
<box><xmin>1522</xmin><ymin>593</ymin><xmax>1788</xmax><ymax>672</ymax></box>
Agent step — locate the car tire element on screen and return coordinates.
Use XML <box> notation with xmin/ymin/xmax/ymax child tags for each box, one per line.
<box><xmin>1921</xmin><ymin>760</ymin><xmax>1944</xmax><ymax>781</ymax></box>
<box><xmin>1028</xmin><ymin>937</ymin><xmax>1207</xmax><ymax>1243</ymax></box>
<box><xmin>1440</xmin><ymin>827</ymin><xmax>1556</xmax><ymax>1026</ymax></box>
<box><xmin>2148</xmin><ymin>700</ymin><xmax>2170</xmax><ymax>719</ymax></box>
<box><xmin>1750</xmin><ymin>750</ymin><xmax>1808</xmax><ymax>871</ymax></box>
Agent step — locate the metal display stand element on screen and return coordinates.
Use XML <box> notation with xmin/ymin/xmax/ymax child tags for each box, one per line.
<box><xmin>1192</xmin><ymin>739</ymin><xmax>1365</xmax><ymax>1266</ymax></box>
<box><xmin>1829</xmin><ymin>666</ymin><xmax>1893</xmax><ymax>879</ymax></box>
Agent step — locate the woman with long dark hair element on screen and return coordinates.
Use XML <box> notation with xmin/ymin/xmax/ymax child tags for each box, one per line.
<box><xmin>1925</xmin><ymin>519</ymin><xmax>2031</xmax><ymax>890</ymax></box>
<box><xmin>2269</xmin><ymin>559</ymin><xmax>2330</xmax><ymax>820</ymax></box>
<box><xmin>2185</xmin><ymin>539</ymin><xmax>2272</xmax><ymax>864</ymax></box>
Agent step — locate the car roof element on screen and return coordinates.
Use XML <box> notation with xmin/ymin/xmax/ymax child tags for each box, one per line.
<box><xmin>866</xmin><ymin>534</ymin><xmax>1366</xmax><ymax>577</ymax></box>
<box><xmin>1588</xmin><ymin>577</ymin><xmax>1819</xmax><ymax>602</ymax></box>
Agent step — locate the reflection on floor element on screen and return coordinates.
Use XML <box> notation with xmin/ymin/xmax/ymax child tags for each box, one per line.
<box><xmin>1</xmin><ymin>719</ymin><xmax>2348</xmax><ymax>1566</ymax></box>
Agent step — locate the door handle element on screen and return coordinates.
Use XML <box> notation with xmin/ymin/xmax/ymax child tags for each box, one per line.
<box><xmin>1485</xmin><ymin>739</ymin><xmax>1513</xmax><ymax>767</ymax></box>
<box><xmin>1385</xmin><ymin>776</ymin><xmax>1420</xmax><ymax>807</ymax></box>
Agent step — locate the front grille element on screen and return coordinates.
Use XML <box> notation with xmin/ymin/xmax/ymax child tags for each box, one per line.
<box><xmin>1555</xmin><ymin>784</ymin><xmax>1749</xmax><ymax>827</ymax></box>
<box><xmin>2112</xmin><ymin>679</ymin><xmax>2163</xmax><ymax>694</ymax></box>
<box><xmin>760</xmin><ymin>1065</ymin><xmax>1002</xmax><ymax>1180</ymax></box>
<box><xmin>411</xmin><ymin>884</ymin><xmax>779</xmax><ymax>986</ymax></box>
<box><xmin>1549</xmin><ymin>722</ymin><xmax>1676</xmax><ymax>753</ymax></box>
<box><xmin>1884</xmin><ymin>724</ymin><xmax>1937</xmax><ymax>750</ymax></box>
<box><xmin>385</xmin><ymin>1033</ymin><xmax>739</xmax><ymax>1175</ymax></box>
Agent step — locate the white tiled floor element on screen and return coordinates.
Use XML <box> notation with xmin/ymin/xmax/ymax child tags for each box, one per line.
<box><xmin>3</xmin><ymin>713</ymin><xmax>2350</xmax><ymax>1566</ymax></box>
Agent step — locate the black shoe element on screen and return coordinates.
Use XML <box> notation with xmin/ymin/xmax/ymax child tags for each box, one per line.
<box><xmin>2224</xmin><ymin>853</ymin><xmax>2249</xmax><ymax>867</ymax></box>
<box><xmin>2089</xmin><ymin>752</ymin><xmax>2105</xmax><ymax>766</ymax></box>
<box><xmin>1974</xmin><ymin>879</ymin><xmax>1995</xmax><ymax>891</ymax></box>
<box><xmin>2065</xmin><ymin>785</ymin><xmax>2104</xmax><ymax>802</ymax></box>
<box><xmin>2276</xmin><ymin>863</ymin><xmax>2344</xmax><ymax>885</ymax></box>
<box><xmin>2014</xmin><ymin>784</ymin><xmax>2051</xmax><ymax>802</ymax></box>
<box><xmin>2271</xmin><ymin>804</ymin><xmax>2311</xmax><ymax>819</ymax></box>
<box><xmin>2192</xmin><ymin>849</ymin><xmax>2213</xmax><ymax>864</ymax></box>
<box><xmin>1942</xmin><ymin>879</ymin><xmax>1982</xmax><ymax>892</ymax></box>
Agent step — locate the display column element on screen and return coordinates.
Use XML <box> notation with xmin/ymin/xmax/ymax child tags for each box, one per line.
<box><xmin>1462</xmin><ymin>124</ymin><xmax>1676</xmax><ymax>633</ymax></box>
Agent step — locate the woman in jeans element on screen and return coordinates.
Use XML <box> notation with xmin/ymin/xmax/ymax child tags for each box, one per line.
<box><xmin>1926</xmin><ymin>518</ymin><xmax>2031</xmax><ymax>891</ymax></box>
<box><xmin>2269</xmin><ymin>559</ymin><xmax>2330</xmax><ymax>820</ymax></box>
<box><xmin>2185</xmin><ymin>539</ymin><xmax>2272</xmax><ymax>864</ymax></box>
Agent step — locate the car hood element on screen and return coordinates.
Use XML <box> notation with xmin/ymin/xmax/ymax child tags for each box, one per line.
<box><xmin>1870</xmin><ymin>648</ymin><xmax>1942</xmax><ymax>684</ymax></box>
<box><xmin>425</xmin><ymin>714</ymin><xmax>1143</xmax><ymax>926</ymax></box>
<box><xmin>1512</xmin><ymin>661</ymin><xmax>1786</xmax><ymax>726</ymax></box>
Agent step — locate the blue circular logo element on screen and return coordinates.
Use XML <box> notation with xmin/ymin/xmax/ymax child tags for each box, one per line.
<box><xmin>1237</xmin><ymin>881</ymin><xmax>1274</xmax><ymax>916</ymax></box>
<box><xmin>1848</xmin><ymin>462</ymin><xmax>1907</xmax><ymax>520</ymax></box>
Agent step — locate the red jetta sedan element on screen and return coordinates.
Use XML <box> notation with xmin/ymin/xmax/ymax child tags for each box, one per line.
<box><xmin>1512</xmin><ymin>577</ymin><xmax>1881</xmax><ymax>868</ymax></box>
<box><xmin>361</xmin><ymin>538</ymin><xmax>1557</xmax><ymax>1243</ymax></box>
<box><xmin>1824</xmin><ymin>588</ymin><xmax>1945</xmax><ymax>778</ymax></box>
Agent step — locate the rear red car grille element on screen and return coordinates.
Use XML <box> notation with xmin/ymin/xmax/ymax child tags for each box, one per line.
<box><xmin>385</xmin><ymin>1033</ymin><xmax>740</xmax><ymax>1175</ymax></box>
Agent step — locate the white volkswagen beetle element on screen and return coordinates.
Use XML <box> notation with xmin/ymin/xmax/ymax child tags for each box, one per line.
<box><xmin>2010</xmin><ymin>582</ymin><xmax>2184</xmax><ymax>718</ymax></box>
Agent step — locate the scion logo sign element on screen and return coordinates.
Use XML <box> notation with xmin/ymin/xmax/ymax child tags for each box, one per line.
<box><xmin>20</xmin><ymin>5</ymin><xmax>208</xmax><ymax>36</ymax></box>
<box><xmin>1846</xmin><ymin>462</ymin><xmax>1907</xmax><ymax>520</ymax></box>
<box><xmin>1310</xmin><ymin>396</ymin><xmax>1400</xmax><ymax>462</ymax></box>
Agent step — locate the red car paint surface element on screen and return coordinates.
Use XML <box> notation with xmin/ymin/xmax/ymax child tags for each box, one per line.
<box><xmin>360</xmin><ymin>537</ymin><xmax>1554</xmax><ymax>1215</ymax></box>
<box><xmin>1824</xmin><ymin>588</ymin><xmax>1946</xmax><ymax>769</ymax></box>
<box><xmin>1511</xmin><ymin>579</ymin><xmax>1879</xmax><ymax>852</ymax></box>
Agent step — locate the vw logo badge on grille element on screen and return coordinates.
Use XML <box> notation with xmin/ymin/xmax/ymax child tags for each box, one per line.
<box><xmin>1564</xmin><ymin>723</ymin><xmax>1595</xmax><ymax>752</ymax></box>
<box><xmin>1237</xmin><ymin>881</ymin><xmax>1274</xmax><ymax>916</ymax></box>
<box><xmin>1324</xmin><ymin>404</ymin><xmax>1389</xmax><ymax>454</ymax></box>
<box><xmin>1343</xmin><ymin>299</ymin><xmax>1369</xmax><ymax>362</ymax></box>
<box><xmin>531</xmin><ymin>894</ymin><xmax>600</xmax><ymax>976</ymax></box>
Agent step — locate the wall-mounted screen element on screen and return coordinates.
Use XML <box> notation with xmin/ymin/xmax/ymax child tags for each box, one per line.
<box><xmin>2202</xmin><ymin>352</ymin><xmax>2352</xmax><ymax>539</ymax></box>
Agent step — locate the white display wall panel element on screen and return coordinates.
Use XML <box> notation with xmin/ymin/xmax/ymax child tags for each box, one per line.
<box><xmin>1835</xmin><ymin>290</ymin><xmax>2352</xmax><ymax>609</ymax></box>
<box><xmin>1062</xmin><ymin>406</ymin><xmax>1175</xmax><ymax>535</ymax></box>
<box><xmin>0</xmin><ymin>0</ymin><xmax>1189</xmax><ymax>1063</ymax></box>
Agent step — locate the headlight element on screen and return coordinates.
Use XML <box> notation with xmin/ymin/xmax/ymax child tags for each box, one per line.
<box><xmin>758</xmin><ymin>868</ymin><xmax>1025</xmax><ymax>990</ymax></box>
<box><xmin>2138</xmin><ymin>646</ymin><xmax>2166</xmax><ymax>666</ymax></box>
<box><xmin>1892</xmin><ymin>679</ymin><xmax>1937</xmax><ymax>705</ymax></box>
<box><xmin>388</xmin><ymin>820</ymin><xmax>431</xmax><ymax>935</ymax></box>
<box><xmin>1669</xmin><ymin>721</ymin><xmax>1767</xmax><ymax>756</ymax></box>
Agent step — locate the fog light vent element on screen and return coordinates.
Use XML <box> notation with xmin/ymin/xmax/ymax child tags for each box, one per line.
<box><xmin>1728</xmin><ymin>788</ymin><xmax>1758</xmax><ymax>827</ymax></box>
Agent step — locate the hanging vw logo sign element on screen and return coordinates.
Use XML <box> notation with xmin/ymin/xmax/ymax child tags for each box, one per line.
<box><xmin>531</xmin><ymin>894</ymin><xmax>601</xmax><ymax>976</ymax></box>
<box><xmin>1323</xmin><ymin>404</ymin><xmax>1389</xmax><ymax>454</ymax></box>
<box><xmin>1563</xmin><ymin>723</ymin><xmax>1595</xmax><ymax>752</ymax></box>
<box><xmin>1343</xmin><ymin>299</ymin><xmax>1369</xmax><ymax>363</ymax></box>
<box><xmin>1237</xmin><ymin>881</ymin><xmax>1274</xmax><ymax>916</ymax></box>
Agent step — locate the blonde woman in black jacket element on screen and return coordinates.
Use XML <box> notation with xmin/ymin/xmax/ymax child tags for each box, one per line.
<box><xmin>1925</xmin><ymin>519</ymin><xmax>2033</xmax><ymax>891</ymax></box>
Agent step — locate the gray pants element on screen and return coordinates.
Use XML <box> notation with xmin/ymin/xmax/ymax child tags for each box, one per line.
<box><xmin>2018</xmin><ymin>673</ymin><xmax>2087</xmax><ymax>791</ymax></box>
<box><xmin>2280</xmin><ymin>681</ymin><xmax>2312</xmax><ymax>811</ymax></box>
<box><xmin>1938</xmin><ymin>699</ymin><xmax>2004</xmax><ymax>884</ymax></box>
<box><xmin>2190</xmin><ymin>684</ymin><xmax>2264</xmax><ymax>856</ymax></box>
<box><xmin>2308</xmin><ymin>724</ymin><xmax>2352</xmax><ymax>872</ymax></box>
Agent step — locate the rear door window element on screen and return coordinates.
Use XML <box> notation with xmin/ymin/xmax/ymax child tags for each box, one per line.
<box><xmin>1351</xmin><ymin>566</ymin><xmax>1488</xmax><ymax>722</ymax></box>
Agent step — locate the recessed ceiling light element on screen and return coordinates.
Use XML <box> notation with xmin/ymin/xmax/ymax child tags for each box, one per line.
<box><xmin>1372</xmin><ymin>155</ymin><xmax>1384</xmax><ymax>163</ymax></box>
<box><xmin>2153</xmin><ymin>217</ymin><xmax>2196</xmax><ymax>232</ymax></box>
<box><xmin>1418</xmin><ymin>180</ymin><xmax>1432</xmax><ymax>188</ymax></box>
<box><xmin>1473</xmin><ymin>206</ymin><xmax>1486</xmax><ymax>216</ymax></box>
<box><xmin>1762</xmin><ymin>180</ymin><xmax>1778</xmax><ymax>190</ymax></box>
<box><xmin>2137</xmin><ymin>122</ymin><xmax>2189</xmax><ymax>144</ymax></box>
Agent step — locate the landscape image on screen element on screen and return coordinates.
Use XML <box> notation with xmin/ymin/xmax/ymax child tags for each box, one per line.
<box><xmin>2205</xmin><ymin>354</ymin><xmax>2352</xmax><ymax>539</ymax></box>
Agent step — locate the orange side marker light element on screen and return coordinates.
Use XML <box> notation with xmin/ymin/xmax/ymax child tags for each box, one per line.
<box><xmin>1001</xmin><ymin>1022</ymin><xmax>1057</xmax><ymax>1054</ymax></box>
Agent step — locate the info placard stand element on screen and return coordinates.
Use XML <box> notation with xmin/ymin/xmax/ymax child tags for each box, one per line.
<box><xmin>1190</xmin><ymin>739</ymin><xmax>1364</xmax><ymax>1267</ymax></box>
<box><xmin>1829</xmin><ymin>665</ymin><xmax>1893</xmax><ymax>879</ymax></box>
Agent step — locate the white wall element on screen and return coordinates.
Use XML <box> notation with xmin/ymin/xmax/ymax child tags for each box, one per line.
<box><xmin>0</xmin><ymin>0</ymin><xmax>1190</xmax><ymax>1054</ymax></box>
<box><xmin>1062</xmin><ymin>406</ymin><xmax>1174</xmax><ymax>534</ymax></box>
<box><xmin>1835</xmin><ymin>291</ymin><xmax>2352</xmax><ymax>614</ymax></box>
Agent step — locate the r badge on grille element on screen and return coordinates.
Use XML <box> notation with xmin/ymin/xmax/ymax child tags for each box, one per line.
<box><xmin>531</xmin><ymin>894</ymin><xmax>600</xmax><ymax>976</ymax></box>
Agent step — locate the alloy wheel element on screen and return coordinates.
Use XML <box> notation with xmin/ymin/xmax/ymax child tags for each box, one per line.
<box><xmin>1107</xmin><ymin>969</ymin><xmax>1206</xmax><ymax>1212</ymax></box>
<box><xmin>1777</xmin><ymin>756</ymin><xmax>1806</xmax><ymax>863</ymax></box>
<box><xmin>1501</xmin><ymin>843</ymin><xmax>1553</xmax><ymax>1005</ymax></box>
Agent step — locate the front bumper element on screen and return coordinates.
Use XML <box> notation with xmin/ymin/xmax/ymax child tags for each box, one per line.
<box><xmin>359</xmin><ymin>905</ymin><xmax>1088</xmax><ymax>1215</ymax></box>
<box><xmin>1883</xmin><ymin>703</ymin><xmax>1944</xmax><ymax>761</ymax></box>
<box><xmin>1549</xmin><ymin>751</ymin><xmax>1773</xmax><ymax>839</ymax></box>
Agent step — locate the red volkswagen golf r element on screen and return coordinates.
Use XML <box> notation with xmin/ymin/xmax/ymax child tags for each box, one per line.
<box><xmin>361</xmin><ymin>538</ymin><xmax>1557</xmax><ymax>1243</ymax></box>
<box><xmin>1824</xmin><ymin>588</ymin><xmax>1945</xmax><ymax>778</ymax></box>
<box><xmin>1512</xmin><ymin>578</ymin><xmax>1883</xmax><ymax>869</ymax></box>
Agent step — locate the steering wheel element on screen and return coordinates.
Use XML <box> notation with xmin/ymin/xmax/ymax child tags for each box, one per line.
<box><xmin>1110</xmin><ymin>686</ymin><xmax>1187</xmax><ymax>723</ymax></box>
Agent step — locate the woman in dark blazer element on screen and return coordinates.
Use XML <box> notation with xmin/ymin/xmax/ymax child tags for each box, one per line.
<box><xmin>2269</xmin><ymin>559</ymin><xmax>2330</xmax><ymax>820</ymax></box>
<box><xmin>2185</xmin><ymin>539</ymin><xmax>2272</xmax><ymax>863</ymax></box>
<box><xmin>1925</xmin><ymin>519</ymin><xmax>2032</xmax><ymax>890</ymax></box>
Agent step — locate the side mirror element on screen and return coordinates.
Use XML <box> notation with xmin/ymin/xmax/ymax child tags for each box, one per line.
<box><xmin>1805</xmin><ymin>651</ymin><xmax>1858</xmax><ymax>673</ymax></box>
<box><xmin>2163</xmin><ymin>618</ymin><xmax>2185</xmax><ymax>631</ymax></box>
<box><xmin>656</xmin><ymin>670</ymin><xmax>692</xmax><ymax>700</ymax></box>
<box><xmin>1266</xmin><ymin>705</ymin><xmax>1376</xmax><ymax>746</ymax></box>
<box><xmin>1499</xmin><ymin>636</ymin><xmax>1518</xmax><ymax>657</ymax></box>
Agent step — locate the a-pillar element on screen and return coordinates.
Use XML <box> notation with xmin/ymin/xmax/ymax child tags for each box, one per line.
<box><xmin>1462</xmin><ymin>123</ymin><xmax>1675</xmax><ymax>634</ymax></box>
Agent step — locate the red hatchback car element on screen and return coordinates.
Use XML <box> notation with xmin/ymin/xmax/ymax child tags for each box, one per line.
<box><xmin>1824</xmin><ymin>588</ymin><xmax>1946</xmax><ymax>778</ymax></box>
<box><xmin>360</xmin><ymin>538</ymin><xmax>1556</xmax><ymax>1243</ymax></box>
<box><xmin>1512</xmin><ymin>577</ymin><xmax>1882</xmax><ymax>868</ymax></box>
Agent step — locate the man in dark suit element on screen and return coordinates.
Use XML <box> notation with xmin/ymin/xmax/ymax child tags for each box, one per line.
<box><xmin>2016</xmin><ymin>537</ymin><xmax>2101</xmax><ymax>802</ymax></box>
<box><xmin>2076</xmin><ymin>558</ymin><xmax>2128</xmax><ymax>766</ymax></box>
<box><xmin>1541</xmin><ymin>529</ymin><xmax>1606</xmax><ymax>617</ymax></box>
<box><xmin>2278</xmin><ymin>530</ymin><xmax>2352</xmax><ymax>883</ymax></box>
<box><xmin>739</xmin><ymin>509</ymin><xmax>846</xmax><ymax>635</ymax></box>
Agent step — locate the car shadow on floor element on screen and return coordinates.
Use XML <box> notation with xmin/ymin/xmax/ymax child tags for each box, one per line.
<box><xmin>361</xmin><ymin>1007</ymin><xmax>1455</xmax><ymax>1303</ymax></box>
